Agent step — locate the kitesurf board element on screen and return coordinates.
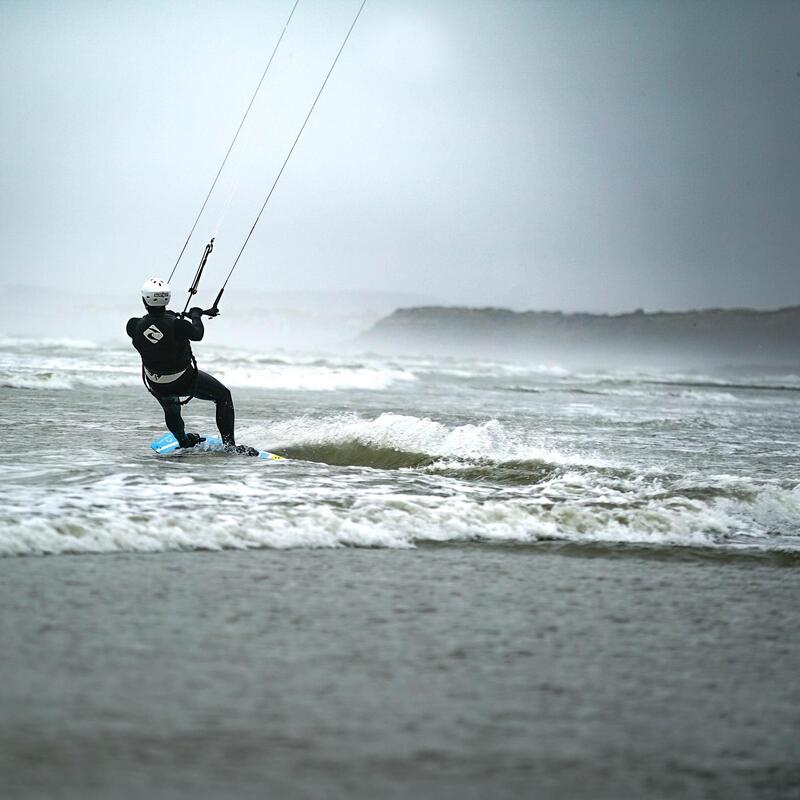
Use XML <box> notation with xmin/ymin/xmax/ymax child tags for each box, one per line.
<box><xmin>151</xmin><ymin>432</ymin><xmax>285</xmax><ymax>461</ymax></box>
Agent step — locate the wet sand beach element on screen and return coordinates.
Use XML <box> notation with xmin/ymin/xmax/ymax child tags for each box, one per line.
<box><xmin>1</xmin><ymin>546</ymin><xmax>798</xmax><ymax>800</ymax></box>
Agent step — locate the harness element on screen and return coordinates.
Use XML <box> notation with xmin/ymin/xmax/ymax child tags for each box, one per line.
<box><xmin>142</xmin><ymin>353</ymin><xmax>199</xmax><ymax>406</ymax></box>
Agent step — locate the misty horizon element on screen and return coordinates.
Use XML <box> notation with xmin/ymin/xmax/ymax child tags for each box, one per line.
<box><xmin>2</xmin><ymin>0</ymin><xmax>799</xmax><ymax>317</ymax></box>
<box><xmin>5</xmin><ymin>278</ymin><xmax>800</xmax><ymax>319</ymax></box>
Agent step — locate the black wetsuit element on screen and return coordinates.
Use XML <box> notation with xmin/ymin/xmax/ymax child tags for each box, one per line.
<box><xmin>127</xmin><ymin>307</ymin><xmax>236</xmax><ymax>447</ymax></box>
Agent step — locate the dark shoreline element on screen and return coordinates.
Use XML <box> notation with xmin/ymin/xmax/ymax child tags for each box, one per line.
<box><xmin>4</xmin><ymin>539</ymin><xmax>799</xmax><ymax>566</ymax></box>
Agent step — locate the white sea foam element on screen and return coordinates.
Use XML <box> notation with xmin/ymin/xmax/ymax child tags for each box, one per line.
<box><xmin>215</xmin><ymin>365</ymin><xmax>415</xmax><ymax>391</ymax></box>
<box><xmin>678</xmin><ymin>390</ymin><xmax>739</xmax><ymax>402</ymax></box>
<box><xmin>0</xmin><ymin>341</ymin><xmax>415</xmax><ymax>391</ymax></box>
<box><xmin>0</xmin><ymin>372</ymin><xmax>141</xmax><ymax>390</ymax></box>
<box><xmin>1</xmin><ymin>474</ymin><xmax>797</xmax><ymax>557</ymax></box>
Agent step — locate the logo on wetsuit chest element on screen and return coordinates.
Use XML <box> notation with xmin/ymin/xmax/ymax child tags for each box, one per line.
<box><xmin>143</xmin><ymin>325</ymin><xmax>164</xmax><ymax>344</ymax></box>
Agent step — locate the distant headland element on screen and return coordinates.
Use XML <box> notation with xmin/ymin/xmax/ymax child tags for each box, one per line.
<box><xmin>359</xmin><ymin>305</ymin><xmax>800</xmax><ymax>367</ymax></box>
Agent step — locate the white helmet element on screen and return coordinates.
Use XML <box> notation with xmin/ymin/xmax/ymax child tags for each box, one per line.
<box><xmin>141</xmin><ymin>278</ymin><xmax>171</xmax><ymax>307</ymax></box>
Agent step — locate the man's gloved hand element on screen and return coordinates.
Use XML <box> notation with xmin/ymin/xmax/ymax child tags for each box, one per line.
<box><xmin>203</xmin><ymin>306</ymin><xmax>220</xmax><ymax>318</ymax></box>
<box><xmin>189</xmin><ymin>306</ymin><xmax>204</xmax><ymax>318</ymax></box>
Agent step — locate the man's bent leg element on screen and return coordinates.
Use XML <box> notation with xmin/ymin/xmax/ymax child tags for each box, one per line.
<box><xmin>157</xmin><ymin>394</ymin><xmax>188</xmax><ymax>446</ymax></box>
<box><xmin>193</xmin><ymin>371</ymin><xmax>236</xmax><ymax>446</ymax></box>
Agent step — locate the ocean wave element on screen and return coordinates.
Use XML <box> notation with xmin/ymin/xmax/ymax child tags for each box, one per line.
<box><xmin>262</xmin><ymin>412</ymin><xmax>602</xmax><ymax>468</ymax></box>
<box><xmin>215</xmin><ymin>365</ymin><xmax>415</xmax><ymax>391</ymax></box>
<box><xmin>678</xmin><ymin>389</ymin><xmax>739</xmax><ymax>402</ymax></box>
<box><xmin>1</xmin><ymin>411</ymin><xmax>797</xmax><ymax>557</ymax></box>
<box><xmin>1</xmin><ymin>476</ymin><xmax>797</xmax><ymax>557</ymax></box>
<box><xmin>497</xmin><ymin>384</ymin><xmax>544</xmax><ymax>394</ymax></box>
<box><xmin>0</xmin><ymin>372</ymin><xmax>140</xmax><ymax>390</ymax></box>
<box><xmin>0</xmin><ymin>335</ymin><xmax>99</xmax><ymax>350</ymax></box>
<box><xmin>0</xmin><ymin>364</ymin><xmax>415</xmax><ymax>392</ymax></box>
<box><xmin>641</xmin><ymin>376</ymin><xmax>800</xmax><ymax>393</ymax></box>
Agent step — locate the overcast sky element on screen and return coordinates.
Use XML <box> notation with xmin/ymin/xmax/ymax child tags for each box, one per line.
<box><xmin>1</xmin><ymin>0</ymin><xmax>798</xmax><ymax>313</ymax></box>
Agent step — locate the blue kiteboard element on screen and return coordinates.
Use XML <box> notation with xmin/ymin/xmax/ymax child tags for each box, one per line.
<box><xmin>150</xmin><ymin>432</ymin><xmax>285</xmax><ymax>461</ymax></box>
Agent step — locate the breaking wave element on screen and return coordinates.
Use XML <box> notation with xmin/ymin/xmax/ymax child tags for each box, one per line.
<box><xmin>263</xmin><ymin>413</ymin><xmax>599</xmax><ymax>466</ymax></box>
<box><xmin>0</xmin><ymin>372</ymin><xmax>140</xmax><ymax>390</ymax></box>
<box><xmin>0</xmin><ymin>335</ymin><xmax>99</xmax><ymax>350</ymax></box>
<box><xmin>0</xmin><ymin>364</ymin><xmax>415</xmax><ymax>392</ymax></box>
<box><xmin>1</xmin><ymin>412</ymin><xmax>798</xmax><ymax>558</ymax></box>
<box><xmin>214</xmin><ymin>365</ymin><xmax>415</xmax><ymax>391</ymax></box>
<box><xmin>1</xmin><ymin>473</ymin><xmax>798</xmax><ymax>558</ymax></box>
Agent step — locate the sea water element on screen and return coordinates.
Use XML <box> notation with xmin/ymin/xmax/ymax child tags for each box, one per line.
<box><xmin>2</xmin><ymin>334</ymin><xmax>799</xmax><ymax>798</ymax></box>
<box><xmin>1</xmin><ymin>335</ymin><xmax>798</xmax><ymax>557</ymax></box>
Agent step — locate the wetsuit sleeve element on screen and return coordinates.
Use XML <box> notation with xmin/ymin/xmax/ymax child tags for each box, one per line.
<box><xmin>175</xmin><ymin>311</ymin><xmax>205</xmax><ymax>342</ymax></box>
<box><xmin>126</xmin><ymin>318</ymin><xmax>137</xmax><ymax>338</ymax></box>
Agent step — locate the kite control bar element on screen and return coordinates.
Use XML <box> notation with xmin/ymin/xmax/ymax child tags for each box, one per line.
<box><xmin>179</xmin><ymin>238</ymin><xmax>215</xmax><ymax>317</ymax></box>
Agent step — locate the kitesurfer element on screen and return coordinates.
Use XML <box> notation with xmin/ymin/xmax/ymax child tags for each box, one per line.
<box><xmin>127</xmin><ymin>278</ymin><xmax>257</xmax><ymax>455</ymax></box>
